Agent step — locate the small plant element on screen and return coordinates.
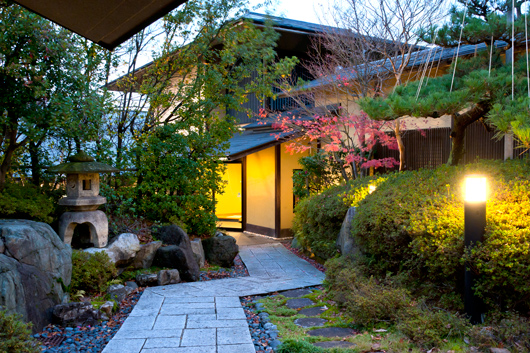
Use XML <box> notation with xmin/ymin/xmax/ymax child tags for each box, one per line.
<box><xmin>0</xmin><ymin>310</ymin><xmax>41</xmax><ymax>353</ymax></box>
<box><xmin>276</xmin><ymin>339</ymin><xmax>324</xmax><ymax>353</ymax></box>
<box><xmin>71</xmin><ymin>250</ymin><xmax>117</xmax><ymax>295</ymax></box>
<box><xmin>396</xmin><ymin>303</ymin><xmax>470</xmax><ymax>348</ymax></box>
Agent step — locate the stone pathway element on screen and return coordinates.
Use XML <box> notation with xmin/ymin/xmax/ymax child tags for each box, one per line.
<box><xmin>102</xmin><ymin>237</ymin><xmax>325</xmax><ymax>353</ymax></box>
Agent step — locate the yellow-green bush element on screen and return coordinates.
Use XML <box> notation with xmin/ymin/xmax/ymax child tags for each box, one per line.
<box><xmin>71</xmin><ymin>250</ymin><xmax>117</xmax><ymax>295</ymax></box>
<box><xmin>0</xmin><ymin>310</ymin><xmax>40</xmax><ymax>353</ymax></box>
<box><xmin>350</xmin><ymin>159</ymin><xmax>530</xmax><ymax>310</ymax></box>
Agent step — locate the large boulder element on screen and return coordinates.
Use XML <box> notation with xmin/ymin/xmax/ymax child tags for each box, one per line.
<box><xmin>336</xmin><ymin>207</ymin><xmax>360</xmax><ymax>256</ymax></box>
<box><xmin>190</xmin><ymin>238</ymin><xmax>205</xmax><ymax>268</ymax></box>
<box><xmin>202</xmin><ymin>235</ymin><xmax>239</xmax><ymax>267</ymax></box>
<box><xmin>154</xmin><ymin>246</ymin><xmax>200</xmax><ymax>282</ymax></box>
<box><xmin>0</xmin><ymin>220</ymin><xmax>72</xmax><ymax>332</ymax></box>
<box><xmin>153</xmin><ymin>225</ymin><xmax>200</xmax><ymax>282</ymax></box>
<box><xmin>85</xmin><ymin>233</ymin><xmax>140</xmax><ymax>267</ymax></box>
<box><xmin>132</xmin><ymin>241</ymin><xmax>162</xmax><ymax>269</ymax></box>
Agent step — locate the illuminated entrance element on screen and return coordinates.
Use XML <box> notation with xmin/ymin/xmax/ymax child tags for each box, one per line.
<box><xmin>215</xmin><ymin>162</ymin><xmax>243</xmax><ymax>230</ymax></box>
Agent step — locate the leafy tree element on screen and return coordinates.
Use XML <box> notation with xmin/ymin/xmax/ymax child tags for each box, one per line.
<box><xmin>272</xmin><ymin>111</ymin><xmax>398</xmax><ymax>182</ymax></box>
<box><xmin>105</xmin><ymin>0</ymin><xmax>296</xmax><ymax>234</ymax></box>
<box><xmin>0</xmin><ymin>1</ymin><xmax>112</xmax><ymax>189</ymax></box>
<box><xmin>361</xmin><ymin>0</ymin><xmax>530</xmax><ymax>165</ymax></box>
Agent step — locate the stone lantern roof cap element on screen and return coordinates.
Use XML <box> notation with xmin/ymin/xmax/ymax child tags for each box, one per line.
<box><xmin>48</xmin><ymin>151</ymin><xmax>119</xmax><ymax>174</ymax></box>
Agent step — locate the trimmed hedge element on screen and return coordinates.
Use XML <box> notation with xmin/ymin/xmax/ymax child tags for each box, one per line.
<box><xmin>291</xmin><ymin>176</ymin><xmax>385</xmax><ymax>260</ymax></box>
<box><xmin>351</xmin><ymin>159</ymin><xmax>530</xmax><ymax>310</ymax></box>
<box><xmin>0</xmin><ymin>182</ymin><xmax>55</xmax><ymax>223</ymax></box>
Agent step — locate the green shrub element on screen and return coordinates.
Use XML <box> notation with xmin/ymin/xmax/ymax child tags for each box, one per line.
<box><xmin>276</xmin><ymin>339</ymin><xmax>324</xmax><ymax>353</ymax></box>
<box><xmin>350</xmin><ymin>159</ymin><xmax>530</xmax><ymax>310</ymax></box>
<box><xmin>71</xmin><ymin>250</ymin><xmax>117</xmax><ymax>295</ymax></box>
<box><xmin>0</xmin><ymin>182</ymin><xmax>55</xmax><ymax>223</ymax></box>
<box><xmin>324</xmin><ymin>257</ymin><xmax>411</xmax><ymax>326</ymax></box>
<box><xmin>292</xmin><ymin>175</ymin><xmax>382</xmax><ymax>260</ymax></box>
<box><xmin>0</xmin><ymin>310</ymin><xmax>41</xmax><ymax>353</ymax></box>
<box><xmin>396</xmin><ymin>304</ymin><xmax>470</xmax><ymax>348</ymax></box>
<box><xmin>468</xmin><ymin>311</ymin><xmax>530</xmax><ymax>351</ymax></box>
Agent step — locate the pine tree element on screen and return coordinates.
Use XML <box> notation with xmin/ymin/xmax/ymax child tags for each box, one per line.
<box><xmin>360</xmin><ymin>0</ymin><xmax>530</xmax><ymax>165</ymax></box>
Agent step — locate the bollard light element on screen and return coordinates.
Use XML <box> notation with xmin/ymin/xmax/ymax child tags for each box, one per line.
<box><xmin>464</xmin><ymin>176</ymin><xmax>487</xmax><ymax>202</ymax></box>
<box><xmin>368</xmin><ymin>185</ymin><xmax>376</xmax><ymax>194</ymax></box>
<box><xmin>463</xmin><ymin>175</ymin><xmax>487</xmax><ymax>324</ymax></box>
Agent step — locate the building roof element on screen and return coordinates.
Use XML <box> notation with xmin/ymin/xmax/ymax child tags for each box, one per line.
<box><xmin>296</xmin><ymin>41</ymin><xmax>509</xmax><ymax>93</ymax></box>
<box><xmin>13</xmin><ymin>0</ymin><xmax>189</xmax><ymax>50</ymax></box>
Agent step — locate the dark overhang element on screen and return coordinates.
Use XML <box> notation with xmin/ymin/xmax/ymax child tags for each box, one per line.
<box><xmin>13</xmin><ymin>0</ymin><xmax>189</xmax><ymax>50</ymax></box>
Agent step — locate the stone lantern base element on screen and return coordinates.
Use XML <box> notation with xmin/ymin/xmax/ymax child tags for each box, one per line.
<box><xmin>58</xmin><ymin>211</ymin><xmax>108</xmax><ymax>248</ymax></box>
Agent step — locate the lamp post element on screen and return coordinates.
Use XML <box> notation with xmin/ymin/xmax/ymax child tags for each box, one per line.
<box><xmin>464</xmin><ymin>175</ymin><xmax>487</xmax><ymax>324</ymax></box>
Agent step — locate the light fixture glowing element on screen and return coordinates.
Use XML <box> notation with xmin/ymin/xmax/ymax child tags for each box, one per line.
<box><xmin>464</xmin><ymin>176</ymin><xmax>487</xmax><ymax>202</ymax></box>
<box><xmin>368</xmin><ymin>185</ymin><xmax>376</xmax><ymax>194</ymax></box>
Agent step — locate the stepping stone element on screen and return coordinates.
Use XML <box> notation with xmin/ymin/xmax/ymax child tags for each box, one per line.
<box><xmin>313</xmin><ymin>341</ymin><xmax>356</xmax><ymax>349</ymax></box>
<box><xmin>307</xmin><ymin>327</ymin><xmax>356</xmax><ymax>338</ymax></box>
<box><xmin>294</xmin><ymin>318</ymin><xmax>327</xmax><ymax>328</ymax></box>
<box><xmin>286</xmin><ymin>298</ymin><xmax>314</xmax><ymax>309</ymax></box>
<box><xmin>280</xmin><ymin>289</ymin><xmax>312</xmax><ymax>298</ymax></box>
<box><xmin>298</xmin><ymin>306</ymin><xmax>327</xmax><ymax>316</ymax></box>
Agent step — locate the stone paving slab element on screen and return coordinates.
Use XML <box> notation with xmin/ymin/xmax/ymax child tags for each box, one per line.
<box><xmin>102</xmin><ymin>242</ymin><xmax>325</xmax><ymax>353</ymax></box>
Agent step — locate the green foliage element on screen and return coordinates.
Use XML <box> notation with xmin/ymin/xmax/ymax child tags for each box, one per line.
<box><xmin>468</xmin><ymin>311</ymin><xmax>530</xmax><ymax>351</ymax></box>
<box><xmin>350</xmin><ymin>159</ymin><xmax>530</xmax><ymax>310</ymax></box>
<box><xmin>0</xmin><ymin>310</ymin><xmax>40</xmax><ymax>353</ymax></box>
<box><xmin>292</xmin><ymin>183</ymin><xmax>350</xmax><ymax>259</ymax></box>
<box><xmin>0</xmin><ymin>3</ymin><xmax>112</xmax><ymax>187</ymax></box>
<box><xmin>292</xmin><ymin>151</ymin><xmax>344</xmax><ymax>199</ymax></box>
<box><xmin>276</xmin><ymin>340</ymin><xmax>324</xmax><ymax>353</ymax></box>
<box><xmin>324</xmin><ymin>257</ymin><xmax>411</xmax><ymax>326</ymax></box>
<box><xmin>396</xmin><ymin>305</ymin><xmax>470</xmax><ymax>348</ymax></box>
<box><xmin>135</xmin><ymin>123</ymin><xmax>226</xmax><ymax>236</ymax></box>
<box><xmin>0</xmin><ymin>182</ymin><xmax>54</xmax><ymax>222</ymax></box>
<box><xmin>292</xmin><ymin>175</ymin><xmax>385</xmax><ymax>260</ymax></box>
<box><xmin>70</xmin><ymin>250</ymin><xmax>117</xmax><ymax>295</ymax></box>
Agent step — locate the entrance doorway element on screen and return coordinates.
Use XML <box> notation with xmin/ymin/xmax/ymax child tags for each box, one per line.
<box><xmin>215</xmin><ymin>162</ymin><xmax>243</xmax><ymax>230</ymax></box>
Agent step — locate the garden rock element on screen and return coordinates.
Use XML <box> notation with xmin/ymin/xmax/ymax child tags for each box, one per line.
<box><xmin>132</xmin><ymin>241</ymin><xmax>161</xmax><ymax>269</ymax></box>
<box><xmin>285</xmin><ymin>298</ymin><xmax>314</xmax><ymax>309</ymax></box>
<box><xmin>85</xmin><ymin>233</ymin><xmax>140</xmax><ymax>267</ymax></box>
<box><xmin>294</xmin><ymin>317</ymin><xmax>327</xmax><ymax>328</ymax></box>
<box><xmin>125</xmin><ymin>281</ymin><xmax>138</xmax><ymax>290</ymax></box>
<box><xmin>281</xmin><ymin>289</ymin><xmax>312</xmax><ymax>298</ymax></box>
<box><xmin>202</xmin><ymin>235</ymin><xmax>239</xmax><ymax>267</ymax></box>
<box><xmin>298</xmin><ymin>306</ymin><xmax>327</xmax><ymax>316</ymax></box>
<box><xmin>157</xmin><ymin>269</ymin><xmax>180</xmax><ymax>286</ymax></box>
<box><xmin>107</xmin><ymin>284</ymin><xmax>133</xmax><ymax>303</ymax></box>
<box><xmin>0</xmin><ymin>220</ymin><xmax>71</xmax><ymax>332</ymax></box>
<box><xmin>52</xmin><ymin>302</ymin><xmax>101</xmax><ymax>327</ymax></box>
<box><xmin>155</xmin><ymin>224</ymin><xmax>188</xmax><ymax>245</ymax></box>
<box><xmin>490</xmin><ymin>349</ymin><xmax>511</xmax><ymax>353</ymax></box>
<box><xmin>136</xmin><ymin>273</ymin><xmax>158</xmax><ymax>287</ymax></box>
<box><xmin>190</xmin><ymin>238</ymin><xmax>205</xmax><ymax>268</ymax></box>
<box><xmin>336</xmin><ymin>206</ymin><xmax>360</xmax><ymax>256</ymax></box>
<box><xmin>99</xmin><ymin>301</ymin><xmax>114</xmax><ymax>317</ymax></box>
<box><xmin>153</xmin><ymin>245</ymin><xmax>200</xmax><ymax>282</ymax></box>
<box><xmin>291</xmin><ymin>237</ymin><xmax>301</xmax><ymax>249</ymax></box>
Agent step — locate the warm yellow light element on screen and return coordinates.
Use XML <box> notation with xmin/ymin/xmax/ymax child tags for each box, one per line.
<box><xmin>369</xmin><ymin>185</ymin><xmax>376</xmax><ymax>194</ymax></box>
<box><xmin>464</xmin><ymin>176</ymin><xmax>487</xmax><ymax>202</ymax></box>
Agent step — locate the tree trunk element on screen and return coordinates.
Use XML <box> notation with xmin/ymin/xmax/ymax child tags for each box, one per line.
<box><xmin>29</xmin><ymin>141</ymin><xmax>41</xmax><ymax>186</ymax></box>
<box><xmin>447</xmin><ymin>102</ymin><xmax>491</xmax><ymax>166</ymax></box>
<box><xmin>394</xmin><ymin>119</ymin><xmax>406</xmax><ymax>171</ymax></box>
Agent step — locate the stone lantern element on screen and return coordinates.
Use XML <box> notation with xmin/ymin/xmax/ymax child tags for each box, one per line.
<box><xmin>48</xmin><ymin>151</ymin><xmax>118</xmax><ymax>248</ymax></box>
